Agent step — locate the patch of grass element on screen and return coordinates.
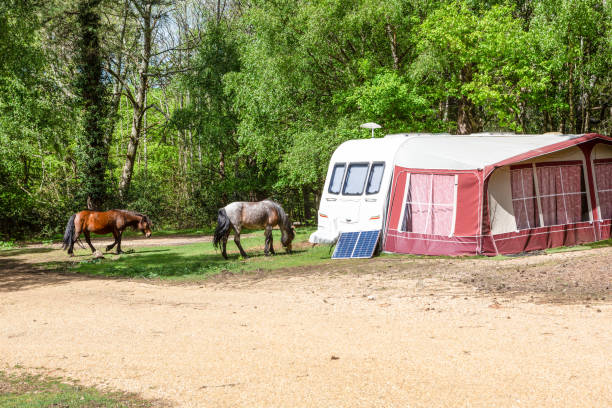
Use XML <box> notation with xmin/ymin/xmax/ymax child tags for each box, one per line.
<box><xmin>0</xmin><ymin>240</ymin><xmax>17</xmax><ymax>250</ymax></box>
<box><xmin>545</xmin><ymin>239</ymin><xmax>612</xmax><ymax>254</ymax></box>
<box><xmin>72</xmin><ymin>227</ymin><xmax>334</xmax><ymax>280</ymax></box>
<box><xmin>0</xmin><ymin>370</ymin><xmax>166</xmax><ymax>407</ymax></box>
<box><xmin>63</xmin><ymin>229</ymin><xmax>612</xmax><ymax>281</ymax></box>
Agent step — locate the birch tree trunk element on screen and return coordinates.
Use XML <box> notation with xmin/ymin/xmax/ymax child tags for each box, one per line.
<box><xmin>118</xmin><ymin>1</ymin><xmax>153</xmax><ymax>200</ymax></box>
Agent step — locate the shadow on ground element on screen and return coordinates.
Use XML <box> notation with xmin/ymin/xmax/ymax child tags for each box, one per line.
<box><xmin>0</xmin><ymin>240</ymin><xmax>314</xmax><ymax>292</ymax></box>
<box><xmin>0</xmin><ymin>257</ymin><xmax>88</xmax><ymax>293</ymax></box>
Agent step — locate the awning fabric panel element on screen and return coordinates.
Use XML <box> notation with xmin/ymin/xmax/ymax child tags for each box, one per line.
<box><xmin>595</xmin><ymin>161</ymin><xmax>612</xmax><ymax>220</ymax></box>
<box><xmin>384</xmin><ymin>166</ymin><xmax>481</xmax><ymax>256</ymax></box>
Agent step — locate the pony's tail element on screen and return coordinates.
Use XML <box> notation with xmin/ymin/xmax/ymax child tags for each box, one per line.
<box><xmin>213</xmin><ymin>208</ymin><xmax>231</xmax><ymax>249</ymax></box>
<box><xmin>62</xmin><ymin>214</ymin><xmax>76</xmax><ymax>251</ymax></box>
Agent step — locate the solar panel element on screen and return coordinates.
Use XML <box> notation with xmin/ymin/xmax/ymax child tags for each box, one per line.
<box><xmin>332</xmin><ymin>230</ymin><xmax>380</xmax><ymax>259</ymax></box>
<box><xmin>332</xmin><ymin>231</ymin><xmax>360</xmax><ymax>259</ymax></box>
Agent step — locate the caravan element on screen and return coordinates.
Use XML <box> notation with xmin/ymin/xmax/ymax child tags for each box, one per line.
<box><xmin>310</xmin><ymin>132</ymin><xmax>612</xmax><ymax>255</ymax></box>
<box><xmin>309</xmin><ymin>134</ymin><xmax>442</xmax><ymax>244</ymax></box>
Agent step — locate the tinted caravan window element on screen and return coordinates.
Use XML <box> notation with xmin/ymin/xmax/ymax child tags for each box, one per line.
<box><xmin>366</xmin><ymin>163</ymin><xmax>385</xmax><ymax>194</ymax></box>
<box><xmin>342</xmin><ymin>163</ymin><xmax>369</xmax><ymax>195</ymax></box>
<box><xmin>328</xmin><ymin>163</ymin><xmax>346</xmax><ymax>194</ymax></box>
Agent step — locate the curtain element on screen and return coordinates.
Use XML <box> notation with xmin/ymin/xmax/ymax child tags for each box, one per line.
<box><xmin>510</xmin><ymin>167</ymin><xmax>539</xmax><ymax>230</ymax></box>
<box><xmin>595</xmin><ymin>162</ymin><xmax>612</xmax><ymax>220</ymax></box>
<box><xmin>536</xmin><ymin>165</ymin><xmax>585</xmax><ymax>226</ymax></box>
<box><xmin>403</xmin><ymin>174</ymin><xmax>454</xmax><ymax>235</ymax></box>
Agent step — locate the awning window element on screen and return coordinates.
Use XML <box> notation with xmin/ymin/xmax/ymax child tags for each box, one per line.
<box><xmin>401</xmin><ymin>174</ymin><xmax>455</xmax><ymax>235</ymax></box>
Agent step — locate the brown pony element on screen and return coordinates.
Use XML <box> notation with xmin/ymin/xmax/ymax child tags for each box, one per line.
<box><xmin>62</xmin><ymin>209</ymin><xmax>152</xmax><ymax>256</ymax></box>
<box><xmin>213</xmin><ymin>200</ymin><xmax>295</xmax><ymax>259</ymax></box>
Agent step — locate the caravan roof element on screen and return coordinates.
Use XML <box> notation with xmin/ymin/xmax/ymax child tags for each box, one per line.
<box><xmin>330</xmin><ymin>136</ymin><xmax>410</xmax><ymax>164</ymax></box>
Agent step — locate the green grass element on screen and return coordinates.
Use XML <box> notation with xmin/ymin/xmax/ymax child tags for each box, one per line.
<box><xmin>0</xmin><ymin>370</ymin><xmax>162</xmax><ymax>407</ymax></box>
<box><xmin>544</xmin><ymin>238</ymin><xmax>612</xmax><ymax>254</ymax></box>
<box><xmin>72</xmin><ymin>227</ymin><xmax>335</xmax><ymax>280</ymax></box>
<box><xmin>65</xmin><ymin>228</ymin><xmax>612</xmax><ymax>281</ymax></box>
<box><xmin>0</xmin><ymin>240</ymin><xmax>17</xmax><ymax>250</ymax></box>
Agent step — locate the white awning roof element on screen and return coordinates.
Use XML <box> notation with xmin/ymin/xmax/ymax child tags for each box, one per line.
<box><xmin>390</xmin><ymin>133</ymin><xmax>584</xmax><ymax>170</ymax></box>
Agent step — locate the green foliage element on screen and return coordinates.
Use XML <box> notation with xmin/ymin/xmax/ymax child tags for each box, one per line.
<box><xmin>1</xmin><ymin>0</ymin><xmax>611</xmax><ymax>239</ymax></box>
<box><xmin>0</xmin><ymin>0</ymin><xmax>79</xmax><ymax>239</ymax></box>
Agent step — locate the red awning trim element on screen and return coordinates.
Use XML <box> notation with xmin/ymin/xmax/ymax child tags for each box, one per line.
<box><xmin>484</xmin><ymin>133</ymin><xmax>612</xmax><ymax>178</ymax></box>
<box><xmin>492</xmin><ymin>222</ymin><xmax>595</xmax><ymax>241</ymax></box>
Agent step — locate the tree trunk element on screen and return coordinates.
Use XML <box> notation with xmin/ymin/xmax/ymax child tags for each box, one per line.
<box><xmin>76</xmin><ymin>0</ymin><xmax>108</xmax><ymax>210</ymax></box>
<box><xmin>103</xmin><ymin>0</ymin><xmax>130</xmax><ymax>152</ymax></box>
<box><xmin>456</xmin><ymin>65</ymin><xmax>481</xmax><ymax>135</ymax></box>
<box><xmin>568</xmin><ymin>62</ymin><xmax>575</xmax><ymax>133</ymax></box>
<box><xmin>385</xmin><ymin>22</ymin><xmax>399</xmax><ymax>70</ymax></box>
<box><xmin>302</xmin><ymin>186</ymin><xmax>312</xmax><ymax>222</ymax></box>
<box><xmin>118</xmin><ymin>2</ymin><xmax>153</xmax><ymax>201</ymax></box>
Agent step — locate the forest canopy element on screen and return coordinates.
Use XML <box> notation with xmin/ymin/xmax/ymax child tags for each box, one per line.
<box><xmin>1</xmin><ymin>0</ymin><xmax>611</xmax><ymax>239</ymax></box>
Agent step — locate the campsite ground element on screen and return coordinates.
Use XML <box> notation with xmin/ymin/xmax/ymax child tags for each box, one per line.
<box><xmin>1</xmin><ymin>231</ymin><xmax>611</xmax><ymax>407</ymax></box>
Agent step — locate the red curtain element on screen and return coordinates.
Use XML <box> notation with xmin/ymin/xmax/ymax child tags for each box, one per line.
<box><xmin>595</xmin><ymin>163</ymin><xmax>612</xmax><ymax>220</ymax></box>
<box><xmin>510</xmin><ymin>168</ymin><xmax>539</xmax><ymax>229</ymax></box>
<box><xmin>536</xmin><ymin>165</ymin><xmax>585</xmax><ymax>226</ymax></box>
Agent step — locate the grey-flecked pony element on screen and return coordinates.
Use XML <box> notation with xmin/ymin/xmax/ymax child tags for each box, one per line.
<box><xmin>213</xmin><ymin>200</ymin><xmax>295</xmax><ymax>259</ymax></box>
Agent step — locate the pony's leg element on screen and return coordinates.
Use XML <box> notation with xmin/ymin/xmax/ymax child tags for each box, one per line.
<box><xmin>83</xmin><ymin>231</ymin><xmax>96</xmax><ymax>253</ymax></box>
<box><xmin>269</xmin><ymin>230</ymin><xmax>275</xmax><ymax>255</ymax></box>
<box><xmin>116</xmin><ymin>230</ymin><xmax>124</xmax><ymax>254</ymax></box>
<box><xmin>106</xmin><ymin>230</ymin><xmax>118</xmax><ymax>252</ymax></box>
<box><xmin>68</xmin><ymin>225</ymin><xmax>82</xmax><ymax>256</ymax></box>
<box><xmin>234</xmin><ymin>230</ymin><xmax>248</xmax><ymax>258</ymax></box>
<box><xmin>264</xmin><ymin>226</ymin><xmax>273</xmax><ymax>256</ymax></box>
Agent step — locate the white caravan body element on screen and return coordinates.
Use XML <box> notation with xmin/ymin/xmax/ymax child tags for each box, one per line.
<box><xmin>309</xmin><ymin>135</ymin><xmax>409</xmax><ymax>244</ymax></box>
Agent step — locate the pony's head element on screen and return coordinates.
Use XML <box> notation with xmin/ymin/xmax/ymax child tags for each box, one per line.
<box><xmin>138</xmin><ymin>215</ymin><xmax>153</xmax><ymax>238</ymax></box>
<box><xmin>280</xmin><ymin>223</ymin><xmax>295</xmax><ymax>253</ymax></box>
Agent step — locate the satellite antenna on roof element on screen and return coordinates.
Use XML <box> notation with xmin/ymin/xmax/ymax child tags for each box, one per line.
<box><xmin>360</xmin><ymin>122</ymin><xmax>382</xmax><ymax>138</ymax></box>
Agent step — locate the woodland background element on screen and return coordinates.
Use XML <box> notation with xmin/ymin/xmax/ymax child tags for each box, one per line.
<box><xmin>1</xmin><ymin>0</ymin><xmax>611</xmax><ymax>239</ymax></box>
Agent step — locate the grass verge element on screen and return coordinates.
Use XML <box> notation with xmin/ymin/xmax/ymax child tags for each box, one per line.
<box><xmin>59</xmin><ymin>229</ymin><xmax>612</xmax><ymax>281</ymax></box>
<box><xmin>0</xmin><ymin>370</ymin><xmax>167</xmax><ymax>407</ymax></box>
<box><xmin>71</xmin><ymin>227</ymin><xmax>335</xmax><ymax>280</ymax></box>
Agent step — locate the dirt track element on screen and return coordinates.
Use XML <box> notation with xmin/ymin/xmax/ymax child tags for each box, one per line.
<box><xmin>1</xmin><ymin>239</ymin><xmax>611</xmax><ymax>407</ymax></box>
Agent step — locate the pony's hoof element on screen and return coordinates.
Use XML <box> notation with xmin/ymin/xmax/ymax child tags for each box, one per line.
<box><xmin>93</xmin><ymin>250</ymin><xmax>104</xmax><ymax>259</ymax></box>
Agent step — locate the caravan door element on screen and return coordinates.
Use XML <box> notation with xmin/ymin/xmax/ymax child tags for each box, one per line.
<box><xmin>337</xmin><ymin>162</ymin><xmax>370</xmax><ymax>228</ymax></box>
<box><xmin>361</xmin><ymin>162</ymin><xmax>386</xmax><ymax>229</ymax></box>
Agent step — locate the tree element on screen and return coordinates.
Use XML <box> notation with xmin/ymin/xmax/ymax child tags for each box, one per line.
<box><xmin>75</xmin><ymin>0</ymin><xmax>110</xmax><ymax>209</ymax></box>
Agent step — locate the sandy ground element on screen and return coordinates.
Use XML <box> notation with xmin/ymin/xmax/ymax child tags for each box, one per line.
<box><xmin>1</xmin><ymin>239</ymin><xmax>611</xmax><ymax>407</ymax></box>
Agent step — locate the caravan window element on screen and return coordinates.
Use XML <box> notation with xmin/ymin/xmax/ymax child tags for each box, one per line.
<box><xmin>342</xmin><ymin>163</ymin><xmax>369</xmax><ymax>195</ymax></box>
<box><xmin>328</xmin><ymin>163</ymin><xmax>346</xmax><ymax>194</ymax></box>
<box><xmin>366</xmin><ymin>163</ymin><xmax>385</xmax><ymax>194</ymax></box>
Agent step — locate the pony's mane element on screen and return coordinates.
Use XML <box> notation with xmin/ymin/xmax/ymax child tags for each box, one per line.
<box><xmin>115</xmin><ymin>209</ymin><xmax>150</xmax><ymax>223</ymax></box>
<box><xmin>263</xmin><ymin>200</ymin><xmax>293</xmax><ymax>234</ymax></box>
